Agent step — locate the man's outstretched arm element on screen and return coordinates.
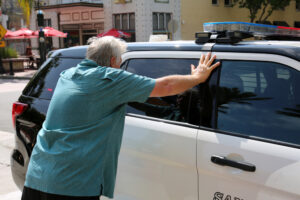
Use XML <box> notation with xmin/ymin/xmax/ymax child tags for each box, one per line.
<box><xmin>150</xmin><ymin>53</ymin><xmax>220</xmax><ymax>97</ymax></box>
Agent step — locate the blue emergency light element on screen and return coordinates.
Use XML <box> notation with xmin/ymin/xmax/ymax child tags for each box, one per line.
<box><xmin>203</xmin><ymin>22</ymin><xmax>300</xmax><ymax>36</ymax></box>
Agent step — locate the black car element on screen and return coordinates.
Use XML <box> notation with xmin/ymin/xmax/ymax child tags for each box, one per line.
<box><xmin>11</xmin><ymin>32</ymin><xmax>300</xmax><ymax>200</ymax></box>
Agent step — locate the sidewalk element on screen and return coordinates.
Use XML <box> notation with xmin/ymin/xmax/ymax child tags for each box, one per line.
<box><xmin>0</xmin><ymin>69</ymin><xmax>37</xmax><ymax>80</ymax></box>
<box><xmin>0</xmin><ymin>131</ymin><xmax>21</xmax><ymax>200</ymax></box>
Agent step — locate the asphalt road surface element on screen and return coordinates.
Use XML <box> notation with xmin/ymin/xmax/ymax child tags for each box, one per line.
<box><xmin>0</xmin><ymin>79</ymin><xmax>28</xmax><ymax>133</ymax></box>
<box><xmin>0</xmin><ymin>79</ymin><xmax>28</xmax><ymax>200</ymax></box>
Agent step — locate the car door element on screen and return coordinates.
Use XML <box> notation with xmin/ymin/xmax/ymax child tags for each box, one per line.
<box><xmin>196</xmin><ymin>53</ymin><xmax>300</xmax><ymax>200</ymax></box>
<box><xmin>111</xmin><ymin>52</ymin><xmax>204</xmax><ymax>200</ymax></box>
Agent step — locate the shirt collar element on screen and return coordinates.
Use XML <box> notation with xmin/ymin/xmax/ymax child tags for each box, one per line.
<box><xmin>80</xmin><ymin>59</ymin><xmax>99</xmax><ymax>68</ymax></box>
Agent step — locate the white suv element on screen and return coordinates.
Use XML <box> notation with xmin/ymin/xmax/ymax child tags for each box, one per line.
<box><xmin>12</xmin><ymin>33</ymin><xmax>300</xmax><ymax>200</ymax></box>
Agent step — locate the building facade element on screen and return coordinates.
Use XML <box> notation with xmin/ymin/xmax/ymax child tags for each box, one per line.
<box><xmin>30</xmin><ymin>0</ymin><xmax>180</xmax><ymax>51</ymax></box>
<box><xmin>181</xmin><ymin>0</ymin><xmax>300</xmax><ymax>40</ymax></box>
<box><xmin>1</xmin><ymin>0</ymin><xmax>25</xmax><ymax>30</ymax></box>
<box><xmin>1</xmin><ymin>0</ymin><xmax>28</xmax><ymax>55</ymax></box>
<box><xmin>30</xmin><ymin>0</ymin><xmax>104</xmax><ymax>50</ymax></box>
<box><xmin>103</xmin><ymin>0</ymin><xmax>181</xmax><ymax>42</ymax></box>
<box><xmin>27</xmin><ymin>0</ymin><xmax>300</xmax><ymax>51</ymax></box>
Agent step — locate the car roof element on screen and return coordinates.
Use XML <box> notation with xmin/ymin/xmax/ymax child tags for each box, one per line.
<box><xmin>50</xmin><ymin>40</ymin><xmax>300</xmax><ymax>62</ymax></box>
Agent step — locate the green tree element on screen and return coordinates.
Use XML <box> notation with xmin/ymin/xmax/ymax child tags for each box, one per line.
<box><xmin>17</xmin><ymin>0</ymin><xmax>34</xmax><ymax>26</ymax></box>
<box><xmin>233</xmin><ymin>0</ymin><xmax>292</xmax><ymax>23</ymax></box>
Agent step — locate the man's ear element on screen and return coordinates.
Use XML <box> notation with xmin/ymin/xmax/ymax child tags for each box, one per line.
<box><xmin>110</xmin><ymin>56</ymin><xmax>116</xmax><ymax>67</ymax></box>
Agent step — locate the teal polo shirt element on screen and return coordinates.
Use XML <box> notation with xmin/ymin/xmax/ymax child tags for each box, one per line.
<box><xmin>25</xmin><ymin>59</ymin><xmax>156</xmax><ymax>198</ymax></box>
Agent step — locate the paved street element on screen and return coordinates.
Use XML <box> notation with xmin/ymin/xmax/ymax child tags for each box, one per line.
<box><xmin>0</xmin><ymin>79</ymin><xmax>28</xmax><ymax>133</ymax></box>
<box><xmin>0</xmin><ymin>79</ymin><xmax>28</xmax><ymax>200</ymax></box>
<box><xmin>0</xmin><ymin>131</ymin><xmax>22</xmax><ymax>200</ymax></box>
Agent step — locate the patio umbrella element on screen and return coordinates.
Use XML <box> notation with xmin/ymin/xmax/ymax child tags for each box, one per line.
<box><xmin>97</xmin><ymin>28</ymin><xmax>131</xmax><ymax>38</ymax></box>
<box><xmin>4</xmin><ymin>30</ymin><xmax>14</xmax><ymax>37</ymax></box>
<box><xmin>4</xmin><ymin>28</ymin><xmax>37</xmax><ymax>39</ymax></box>
<box><xmin>33</xmin><ymin>27</ymin><xmax>67</xmax><ymax>38</ymax></box>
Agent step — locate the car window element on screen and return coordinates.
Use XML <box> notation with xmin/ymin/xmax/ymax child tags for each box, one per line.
<box><xmin>126</xmin><ymin>58</ymin><xmax>200</xmax><ymax>125</ymax></box>
<box><xmin>24</xmin><ymin>57</ymin><xmax>83</xmax><ymax>100</ymax></box>
<box><xmin>217</xmin><ymin>61</ymin><xmax>300</xmax><ymax>146</ymax></box>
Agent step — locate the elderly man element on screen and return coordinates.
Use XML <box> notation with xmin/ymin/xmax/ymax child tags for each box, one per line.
<box><xmin>21</xmin><ymin>36</ymin><xmax>220</xmax><ymax>200</ymax></box>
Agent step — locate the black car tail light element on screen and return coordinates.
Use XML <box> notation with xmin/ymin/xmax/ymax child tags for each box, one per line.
<box><xmin>12</xmin><ymin>102</ymin><xmax>28</xmax><ymax>128</ymax></box>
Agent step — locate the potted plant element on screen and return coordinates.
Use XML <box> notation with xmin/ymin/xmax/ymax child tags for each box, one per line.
<box><xmin>0</xmin><ymin>47</ymin><xmax>28</xmax><ymax>72</ymax></box>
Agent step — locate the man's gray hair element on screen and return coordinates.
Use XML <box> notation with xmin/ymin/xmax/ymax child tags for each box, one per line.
<box><xmin>86</xmin><ymin>36</ymin><xmax>127</xmax><ymax>67</ymax></box>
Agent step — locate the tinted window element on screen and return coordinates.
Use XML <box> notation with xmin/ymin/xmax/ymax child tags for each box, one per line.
<box><xmin>24</xmin><ymin>57</ymin><xmax>83</xmax><ymax>99</ymax></box>
<box><xmin>217</xmin><ymin>61</ymin><xmax>300</xmax><ymax>145</ymax></box>
<box><xmin>126</xmin><ymin>58</ymin><xmax>200</xmax><ymax>125</ymax></box>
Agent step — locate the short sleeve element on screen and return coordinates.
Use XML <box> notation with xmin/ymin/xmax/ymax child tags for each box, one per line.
<box><xmin>115</xmin><ymin>70</ymin><xmax>156</xmax><ymax>104</ymax></box>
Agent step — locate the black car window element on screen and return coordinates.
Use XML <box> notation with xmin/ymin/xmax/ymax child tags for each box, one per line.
<box><xmin>217</xmin><ymin>61</ymin><xmax>300</xmax><ymax>146</ymax></box>
<box><xmin>126</xmin><ymin>58</ymin><xmax>200</xmax><ymax>125</ymax></box>
<box><xmin>24</xmin><ymin>57</ymin><xmax>83</xmax><ymax>100</ymax></box>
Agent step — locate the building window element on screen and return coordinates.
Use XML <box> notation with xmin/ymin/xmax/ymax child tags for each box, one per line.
<box><xmin>212</xmin><ymin>0</ymin><xmax>218</xmax><ymax>5</ymax></box>
<box><xmin>295</xmin><ymin>21</ymin><xmax>300</xmax><ymax>28</ymax></box>
<box><xmin>44</xmin><ymin>19</ymin><xmax>51</xmax><ymax>27</ymax></box>
<box><xmin>114</xmin><ymin>13</ymin><xmax>135</xmax><ymax>31</ymax></box>
<box><xmin>166</xmin><ymin>14</ymin><xmax>171</xmax><ymax>28</ymax></box>
<box><xmin>114</xmin><ymin>15</ymin><xmax>121</xmax><ymax>29</ymax></box>
<box><xmin>129</xmin><ymin>13</ymin><xmax>135</xmax><ymax>30</ymax></box>
<box><xmin>152</xmin><ymin>12</ymin><xmax>172</xmax><ymax>39</ymax></box>
<box><xmin>224</xmin><ymin>0</ymin><xmax>232</xmax><ymax>7</ymax></box>
<box><xmin>152</xmin><ymin>12</ymin><xmax>172</xmax><ymax>31</ymax></box>
<box><xmin>114</xmin><ymin>0</ymin><xmax>132</xmax><ymax>3</ymax></box>
<box><xmin>256</xmin><ymin>20</ymin><xmax>272</xmax><ymax>25</ymax></box>
<box><xmin>273</xmin><ymin>21</ymin><xmax>289</xmax><ymax>27</ymax></box>
<box><xmin>36</xmin><ymin>18</ymin><xmax>51</xmax><ymax>28</ymax></box>
<box><xmin>297</xmin><ymin>1</ymin><xmax>300</xmax><ymax>11</ymax></box>
<box><xmin>122</xmin><ymin>14</ymin><xmax>128</xmax><ymax>30</ymax></box>
<box><xmin>113</xmin><ymin>13</ymin><xmax>136</xmax><ymax>41</ymax></box>
<box><xmin>154</xmin><ymin>0</ymin><xmax>169</xmax><ymax>3</ymax></box>
<box><xmin>159</xmin><ymin>13</ymin><xmax>164</xmax><ymax>30</ymax></box>
<box><xmin>153</xmin><ymin>13</ymin><xmax>158</xmax><ymax>30</ymax></box>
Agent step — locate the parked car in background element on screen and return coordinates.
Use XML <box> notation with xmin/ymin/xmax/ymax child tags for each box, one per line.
<box><xmin>11</xmin><ymin>30</ymin><xmax>300</xmax><ymax>200</ymax></box>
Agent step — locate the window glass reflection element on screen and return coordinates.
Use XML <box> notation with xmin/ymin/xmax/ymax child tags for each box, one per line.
<box><xmin>217</xmin><ymin>61</ymin><xmax>300</xmax><ymax>145</ymax></box>
<box><xmin>126</xmin><ymin>58</ymin><xmax>200</xmax><ymax>125</ymax></box>
<box><xmin>27</xmin><ymin>58</ymin><xmax>83</xmax><ymax>100</ymax></box>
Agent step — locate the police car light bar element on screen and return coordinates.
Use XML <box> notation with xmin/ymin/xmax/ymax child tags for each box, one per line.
<box><xmin>203</xmin><ymin>22</ymin><xmax>300</xmax><ymax>37</ymax></box>
<box><xmin>195</xmin><ymin>30</ymin><xmax>253</xmax><ymax>44</ymax></box>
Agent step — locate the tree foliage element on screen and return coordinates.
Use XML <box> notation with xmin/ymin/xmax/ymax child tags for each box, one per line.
<box><xmin>233</xmin><ymin>0</ymin><xmax>291</xmax><ymax>23</ymax></box>
<box><xmin>17</xmin><ymin>0</ymin><xmax>34</xmax><ymax>26</ymax></box>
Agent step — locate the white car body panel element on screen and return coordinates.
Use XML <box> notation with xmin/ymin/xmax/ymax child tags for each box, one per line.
<box><xmin>114</xmin><ymin>116</ymin><xmax>198</xmax><ymax>200</ymax></box>
<box><xmin>197</xmin><ymin>129</ymin><xmax>300</xmax><ymax>200</ymax></box>
<box><xmin>113</xmin><ymin>51</ymin><xmax>300</xmax><ymax>200</ymax></box>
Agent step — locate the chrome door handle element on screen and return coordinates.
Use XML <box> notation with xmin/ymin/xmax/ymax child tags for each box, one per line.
<box><xmin>211</xmin><ymin>155</ymin><xmax>256</xmax><ymax>172</ymax></box>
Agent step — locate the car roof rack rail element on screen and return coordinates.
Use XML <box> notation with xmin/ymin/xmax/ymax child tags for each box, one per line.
<box><xmin>195</xmin><ymin>31</ymin><xmax>254</xmax><ymax>44</ymax></box>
